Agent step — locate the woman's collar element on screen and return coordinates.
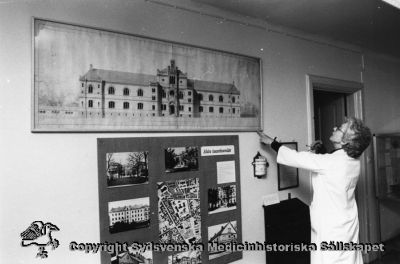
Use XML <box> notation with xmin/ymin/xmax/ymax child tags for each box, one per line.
<box><xmin>329</xmin><ymin>148</ymin><xmax>343</xmax><ymax>154</ymax></box>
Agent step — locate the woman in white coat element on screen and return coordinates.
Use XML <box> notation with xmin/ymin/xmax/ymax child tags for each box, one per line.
<box><xmin>258</xmin><ymin>117</ymin><xmax>372</xmax><ymax>264</ymax></box>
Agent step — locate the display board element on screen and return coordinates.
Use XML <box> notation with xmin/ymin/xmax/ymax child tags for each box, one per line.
<box><xmin>373</xmin><ymin>134</ymin><xmax>400</xmax><ymax>199</ymax></box>
<box><xmin>97</xmin><ymin>136</ymin><xmax>242</xmax><ymax>264</ymax></box>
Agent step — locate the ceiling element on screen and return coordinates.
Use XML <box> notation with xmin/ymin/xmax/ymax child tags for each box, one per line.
<box><xmin>192</xmin><ymin>0</ymin><xmax>400</xmax><ymax>58</ymax></box>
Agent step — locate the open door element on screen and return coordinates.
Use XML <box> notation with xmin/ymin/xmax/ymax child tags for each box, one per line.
<box><xmin>313</xmin><ymin>90</ymin><xmax>347</xmax><ymax>153</ymax></box>
<box><xmin>307</xmin><ymin>75</ymin><xmax>374</xmax><ymax>262</ymax></box>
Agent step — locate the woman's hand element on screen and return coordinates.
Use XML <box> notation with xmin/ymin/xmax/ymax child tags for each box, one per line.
<box><xmin>308</xmin><ymin>140</ymin><xmax>326</xmax><ymax>154</ymax></box>
<box><xmin>257</xmin><ymin>130</ymin><xmax>274</xmax><ymax>145</ymax></box>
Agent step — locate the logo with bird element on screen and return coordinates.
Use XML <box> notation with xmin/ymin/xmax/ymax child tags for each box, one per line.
<box><xmin>20</xmin><ymin>221</ymin><xmax>60</xmax><ymax>258</ymax></box>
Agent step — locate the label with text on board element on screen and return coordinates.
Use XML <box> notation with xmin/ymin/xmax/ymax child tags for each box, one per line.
<box><xmin>201</xmin><ymin>145</ymin><xmax>235</xmax><ymax>156</ymax></box>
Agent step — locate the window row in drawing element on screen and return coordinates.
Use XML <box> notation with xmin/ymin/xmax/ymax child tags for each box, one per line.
<box><xmin>85</xmin><ymin>100</ymin><xmax>238</xmax><ymax>113</ymax></box>
<box><xmin>82</xmin><ymin>83</ymin><xmax>152</xmax><ymax>96</ymax></box>
<box><xmin>82</xmin><ymin>83</ymin><xmax>236</xmax><ymax>103</ymax></box>
<box><xmin>85</xmin><ymin>100</ymin><xmax>147</xmax><ymax>109</ymax></box>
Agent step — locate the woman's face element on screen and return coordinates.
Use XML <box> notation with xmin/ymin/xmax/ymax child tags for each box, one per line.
<box><xmin>329</xmin><ymin>121</ymin><xmax>351</xmax><ymax>144</ymax></box>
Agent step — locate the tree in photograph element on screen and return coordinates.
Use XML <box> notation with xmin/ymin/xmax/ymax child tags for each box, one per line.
<box><xmin>223</xmin><ymin>186</ymin><xmax>232</xmax><ymax>206</ymax></box>
<box><xmin>127</xmin><ymin>152</ymin><xmax>139</xmax><ymax>174</ymax></box>
<box><xmin>138</xmin><ymin>152</ymin><xmax>149</xmax><ymax>176</ymax></box>
<box><xmin>143</xmin><ymin>152</ymin><xmax>148</xmax><ymax>168</ymax></box>
<box><xmin>184</xmin><ymin>147</ymin><xmax>198</xmax><ymax>169</ymax></box>
<box><xmin>165</xmin><ymin>148</ymin><xmax>177</xmax><ymax>169</ymax></box>
<box><xmin>128</xmin><ymin>152</ymin><xmax>148</xmax><ymax>176</ymax></box>
<box><xmin>186</xmin><ymin>146</ymin><xmax>198</xmax><ymax>157</ymax></box>
<box><xmin>227</xmin><ymin>186</ymin><xmax>236</xmax><ymax>206</ymax></box>
<box><xmin>208</xmin><ymin>188</ymin><xmax>219</xmax><ymax>211</ymax></box>
<box><xmin>106</xmin><ymin>153</ymin><xmax>114</xmax><ymax>176</ymax></box>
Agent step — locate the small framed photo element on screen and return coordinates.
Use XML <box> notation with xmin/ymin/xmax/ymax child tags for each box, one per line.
<box><xmin>208</xmin><ymin>221</ymin><xmax>238</xmax><ymax>260</ymax></box>
<box><xmin>108</xmin><ymin>197</ymin><xmax>150</xmax><ymax>234</ymax></box>
<box><xmin>111</xmin><ymin>244</ymin><xmax>153</xmax><ymax>264</ymax></box>
<box><xmin>164</xmin><ymin>146</ymin><xmax>199</xmax><ymax>173</ymax></box>
<box><xmin>278</xmin><ymin>142</ymin><xmax>299</xmax><ymax>190</ymax></box>
<box><xmin>168</xmin><ymin>250</ymin><xmax>201</xmax><ymax>264</ymax></box>
<box><xmin>106</xmin><ymin>151</ymin><xmax>149</xmax><ymax>187</ymax></box>
<box><xmin>208</xmin><ymin>185</ymin><xmax>237</xmax><ymax>214</ymax></box>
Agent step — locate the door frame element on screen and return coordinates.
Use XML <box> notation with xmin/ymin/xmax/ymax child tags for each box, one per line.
<box><xmin>306</xmin><ymin>74</ymin><xmax>372</xmax><ymax>261</ymax></box>
<box><xmin>306</xmin><ymin>75</ymin><xmax>364</xmax><ymax>143</ymax></box>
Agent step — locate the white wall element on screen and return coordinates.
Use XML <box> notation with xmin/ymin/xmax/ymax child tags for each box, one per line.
<box><xmin>364</xmin><ymin>53</ymin><xmax>400</xmax><ymax>133</ymax></box>
<box><xmin>363</xmin><ymin>53</ymin><xmax>400</xmax><ymax>242</ymax></box>
<box><xmin>0</xmin><ymin>0</ymin><xmax>399</xmax><ymax>264</ymax></box>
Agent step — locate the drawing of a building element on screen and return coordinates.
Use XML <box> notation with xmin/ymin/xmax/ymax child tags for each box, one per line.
<box><xmin>109</xmin><ymin>204</ymin><xmax>150</xmax><ymax>226</ymax></box>
<box><xmin>79</xmin><ymin>60</ymin><xmax>241</xmax><ymax>118</ymax></box>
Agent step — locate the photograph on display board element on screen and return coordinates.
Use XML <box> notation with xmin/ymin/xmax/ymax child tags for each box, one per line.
<box><xmin>168</xmin><ymin>250</ymin><xmax>201</xmax><ymax>264</ymax></box>
<box><xmin>208</xmin><ymin>185</ymin><xmax>237</xmax><ymax>214</ymax></box>
<box><xmin>32</xmin><ymin>19</ymin><xmax>261</xmax><ymax>132</ymax></box>
<box><xmin>164</xmin><ymin>147</ymin><xmax>199</xmax><ymax>173</ymax></box>
<box><xmin>158</xmin><ymin>178</ymin><xmax>201</xmax><ymax>244</ymax></box>
<box><xmin>106</xmin><ymin>151</ymin><xmax>149</xmax><ymax>187</ymax></box>
<box><xmin>110</xmin><ymin>245</ymin><xmax>153</xmax><ymax>264</ymax></box>
<box><xmin>208</xmin><ymin>221</ymin><xmax>238</xmax><ymax>260</ymax></box>
<box><xmin>108</xmin><ymin>197</ymin><xmax>150</xmax><ymax>234</ymax></box>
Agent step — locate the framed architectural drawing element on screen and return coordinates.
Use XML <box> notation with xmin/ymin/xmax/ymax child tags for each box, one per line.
<box><xmin>277</xmin><ymin>142</ymin><xmax>299</xmax><ymax>190</ymax></box>
<box><xmin>32</xmin><ymin>18</ymin><xmax>262</xmax><ymax>132</ymax></box>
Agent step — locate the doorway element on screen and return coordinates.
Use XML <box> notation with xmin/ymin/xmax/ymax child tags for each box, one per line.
<box><xmin>307</xmin><ymin>74</ymin><xmax>373</xmax><ymax>262</ymax></box>
<box><xmin>169</xmin><ymin>104</ymin><xmax>175</xmax><ymax>115</ymax></box>
<box><xmin>313</xmin><ymin>90</ymin><xmax>348</xmax><ymax>153</ymax></box>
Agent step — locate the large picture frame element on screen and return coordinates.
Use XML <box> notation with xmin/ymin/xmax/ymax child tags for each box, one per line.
<box><xmin>32</xmin><ymin>18</ymin><xmax>262</xmax><ymax>132</ymax></box>
<box><xmin>277</xmin><ymin>142</ymin><xmax>299</xmax><ymax>190</ymax></box>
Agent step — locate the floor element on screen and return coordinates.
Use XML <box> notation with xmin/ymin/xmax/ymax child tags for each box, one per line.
<box><xmin>369</xmin><ymin>234</ymin><xmax>400</xmax><ymax>264</ymax></box>
<box><xmin>369</xmin><ymin>251</ymin><xmax>400</xmax><ymax>264</ymax></box>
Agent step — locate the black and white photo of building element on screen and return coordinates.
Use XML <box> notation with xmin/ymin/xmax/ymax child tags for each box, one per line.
<box><xmin>208</xmin><ymin>185</ymin><xmax>237</xmax><ymax>214</ymax></box>
<box><xmin>165</xmin><ymin>146</ymin><xmax>199</xmax><ymax>173</ymax></box>
<box><xmin>168</xmin><ymin>250</ymin><xmax>201</xmax><ymax>264</ymax></box>
<box><xmin>111</xmin><ymin>247</ymin><xmax>153</xmax><ymax>264</ymax></box>
<box><xmin>208</xmin><ymin>221</ymin><xmax>238</xmax><ymax>260</ymax></box>
<box><xmin>108</xmin><ymin>197</ymin><xmax>150</xmax><ymax>234</ymax></box>
<box><xmin>106</xmin><ymin>151</ymin><xmax>149</xmax><ymax>187</ymax></box>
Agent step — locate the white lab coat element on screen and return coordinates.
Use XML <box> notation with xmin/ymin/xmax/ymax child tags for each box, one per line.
<box><xmin>277</xmin><ymin>146</ymin><xmax>363</xmax><ymax>264</ymax></box>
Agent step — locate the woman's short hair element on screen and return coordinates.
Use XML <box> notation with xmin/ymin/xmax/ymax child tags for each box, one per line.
<box><xmin>342</xmin><ymin>117</ymin><xmax>372</xmax><ymax>158</ymax></box>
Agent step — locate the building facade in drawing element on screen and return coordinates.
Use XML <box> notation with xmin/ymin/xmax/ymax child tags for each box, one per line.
<box><xmin>34</xmin><ymin>20</ymin><xmax>261</xmax><ymax>131</ymax></box>
<box><xmin>78</xmin><ymin>60</ymin><xmax>241</xmax><ymax>119</ymax></box>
